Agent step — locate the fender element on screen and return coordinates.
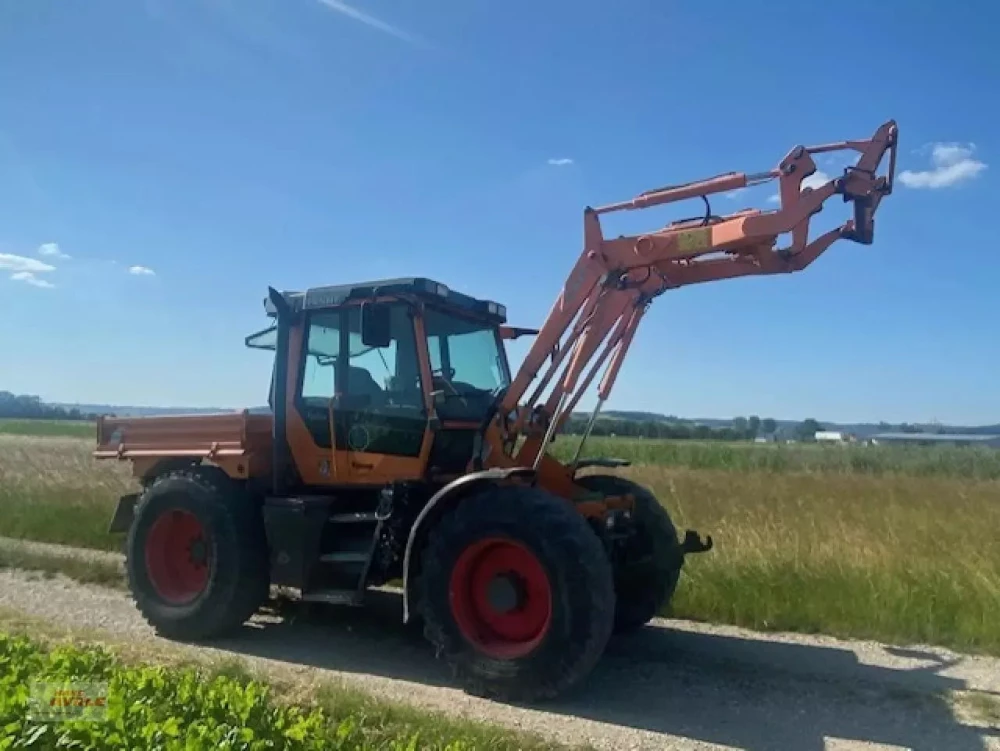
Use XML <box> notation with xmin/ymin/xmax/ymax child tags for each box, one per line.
<box><xmin>401</xmin><ymin>466</ymin><xmax>535</xmax><ymax>623</ymax></box>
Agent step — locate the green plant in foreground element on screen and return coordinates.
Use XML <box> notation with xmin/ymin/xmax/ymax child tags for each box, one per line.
<box><xmin>1</xmin><ymin>634</ymin><xmax>324</xmax><ymax>749</ymax></box>
<box><xmin>0</xmin><ymin>633</ymin><xmax>564</xmax><ymax>750</ymax></box>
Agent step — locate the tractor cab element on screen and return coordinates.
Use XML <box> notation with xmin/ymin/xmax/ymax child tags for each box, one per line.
<box><xmin>246</xmin><ymin>277</ymin><xmax>515</xmax><ymax>482</ymax></box>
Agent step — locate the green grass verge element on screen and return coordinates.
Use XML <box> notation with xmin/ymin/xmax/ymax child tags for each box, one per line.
<box><xmin>671</xmin><ymin>558</ymin><xmax>1000</xmax><ymax>655</ymax></box>
<box><xmin>0</xmin><ymin>435</ymin><xmax>130</xmax><ymax>551</ymax></box>
<box><xmin>955</xmin><ymin>691</ymin><xmax>1000</xmax><ymax>726</ymax></box>
<box><xmin>644</xmin><ymin>464</ymin><xmax>1000</xmax><ymax>656</ymax></box>
<box><xmin>0</xmin><ymin>630</ymin><xmax>575</xmax><ymax>750</ymax></box>
<box><xmin>548</xmin><ymin>435</ymin><xmax>1000</xmax><ymax>479</ymax></box>
<box><xmin>0</xmin><ymin>419</ymin><xmax>95</xmax><ymax>439</ymax></box>
<box><xmin>0</xmin><ymin>544</ymin><xmax>124</xmax><ymax>590</ymax></box>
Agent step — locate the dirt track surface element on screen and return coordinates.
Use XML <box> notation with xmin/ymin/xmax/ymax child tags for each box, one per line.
<box><xmin>2</xmin><ymin>566</ymin><xmax>999</xmax><ymax>751</ymax></box>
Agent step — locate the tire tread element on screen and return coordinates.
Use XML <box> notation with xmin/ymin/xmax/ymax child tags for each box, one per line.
<box><xmin>577</xmin><ymin>474</ymin><xmax>684</xmax><ymax>633</ymax></box>
<box><xmin>126</xmin><ymin>467</ymin><xmax>269</xmax><ymax>640</ymax></box>
<box><xmin>417</xmin><ymin>485</ymin><xmax>615</xmax><ymax>702</ymax></box>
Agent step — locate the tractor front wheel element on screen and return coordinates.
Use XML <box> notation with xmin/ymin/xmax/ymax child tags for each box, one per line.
<box><xmin>577</xmin><ymin>474</ymin><xmax>684</xmax><ymax>633</ymax></box>
<box><xmin>417</xmin><ymin>485</ymin><xmax>615</xmax><ymax>702</ymax></box>
<box><xmin>126</xmin><ymin>468</ymin><xmax>270</xmax><ymax>640</ymax></box>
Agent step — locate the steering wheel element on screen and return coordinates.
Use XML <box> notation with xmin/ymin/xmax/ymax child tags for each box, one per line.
<box><xmin>427</xmin><ymin>367</ymin><xmax>468</xmax><ymax>407</ymax></box>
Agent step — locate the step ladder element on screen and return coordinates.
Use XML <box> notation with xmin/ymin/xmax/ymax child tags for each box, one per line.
<box><xmin>300</xmin><ymin>504</ymin><xmax>389</xmax><ymax>607</ymax></box>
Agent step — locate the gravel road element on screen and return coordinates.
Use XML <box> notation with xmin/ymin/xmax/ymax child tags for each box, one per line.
<box><xmin>2</xmin><ymin>565</ymin><xmax>998</xmax><ymax>751</ymax></box>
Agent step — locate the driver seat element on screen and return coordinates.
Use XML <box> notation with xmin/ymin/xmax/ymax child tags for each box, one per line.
<box><xmin>347</xmin><ymin>365</ymin><xmax>384</xmax><ymax>401</ymax></box>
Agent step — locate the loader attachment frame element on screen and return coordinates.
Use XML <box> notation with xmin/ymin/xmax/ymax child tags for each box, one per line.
<box><xmin>489</xmin><ymin>120</ymin><xmax>898</xmax><ymax>470</ymax></box>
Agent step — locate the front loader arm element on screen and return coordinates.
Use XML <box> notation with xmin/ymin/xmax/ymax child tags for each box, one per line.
<box><xmin>496</xmin><ymin>120</ymin><xmax>898</xmax><ymax>467</ymax></box>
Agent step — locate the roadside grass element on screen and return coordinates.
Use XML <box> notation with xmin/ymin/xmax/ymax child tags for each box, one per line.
<box><xmin>0</xmin><ymin>621</ymin><xmax>575</xmax><ymax>750</ymax></box>
<box><xmin>0</xmin><ymin>546</ymin><xmax>124</xmax><ymax>589</ymax></box>
<box><xmin>0</xmin><ymin>418</ymin><xmax>95</xmax><ymax>439</ymax></box>
<box><xmin>954</xmin><ymin>690</ymin><xmax>1000</xmax><ymax>727</ymax></box>
<box><xmin>3</xmin><ymin>433</ymin><xmax>999</xmax><ymax>656</ymax></box>
<box><xmin>620</xmin><ymin>465</ymin><xmax>1000</xmax><ymax>655</ymax></box>
<box><xmin>550</xmin><ymin>435</ymin><xmax>1000</xmax><ymax>479</ymax></box>
<box><xmin>0</xmin><ymin>434</ymin><xmax>133</xmax><ymax>551</ymax></box>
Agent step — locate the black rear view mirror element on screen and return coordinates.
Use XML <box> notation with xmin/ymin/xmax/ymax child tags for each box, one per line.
<box><xmin>361</xmin><ymin>302</ymin><xmax>392</xmax><ymax>348</ymax></box>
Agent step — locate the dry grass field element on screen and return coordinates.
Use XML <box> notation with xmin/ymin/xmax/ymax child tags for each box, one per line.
<box><xmin>550</xmin><ymin>434</ymin><xmax>1000</xmax><ymax>479</ymax></box>
<box><xmin>1</xmin><ymin>429</ymin><xmax>998</xmax><ymax>655</ymax></box>
<box><xmin>0</xmin><ymin>418</ymin><xmax>95</xmax><ymax>439</ymax></box>
<box><xmin>618</xmin><ymin>464</ymin><xmax>1000</xmax><ymax>653</ymax></box>
<box><xmin>0</xmin><ymin>435</ymin><xmax>134</xmax><ymax>551</ymax></box>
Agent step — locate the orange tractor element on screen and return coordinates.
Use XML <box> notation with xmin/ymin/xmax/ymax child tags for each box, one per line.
<box><xmin>95</xmin><ymin>121</ymin><xmax>898</xmax><ymax>701</ymax></box>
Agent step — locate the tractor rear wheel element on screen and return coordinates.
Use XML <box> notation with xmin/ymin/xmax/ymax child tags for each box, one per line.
<box><xmin>577</xmin><ymin>474</ymin><xmax>684</xmax><ymax>634</ymax></box>
<box><xmin>417</xmin><ymin>484</ymin><xmax>615</xmax><ymax>702</ymax></box>
<box><xmin>126</xmin><ymin>468</ymin><xmax>270</xmax><ymax>640</ymax></box>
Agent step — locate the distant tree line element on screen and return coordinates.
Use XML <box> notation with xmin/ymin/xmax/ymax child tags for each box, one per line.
<box><xmin>562</xmin><ymin>414</ymin><xmax>781</xmax><ymax>441</ymax></box>
<box><xmin>0</xmin><ymin>391</ymin><xmax>102</xmax><ymax>422</ymax></box>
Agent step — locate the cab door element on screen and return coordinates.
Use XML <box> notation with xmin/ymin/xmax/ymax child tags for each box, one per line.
<box><xmin>331</xmin><ymin>303</ymin><xmax>430</xmax><ymax>484</ymax></box>
<box><xmin>294</xmin><ymin>310</ymin><xmax>346</xmax><ymax>481</ymax></box>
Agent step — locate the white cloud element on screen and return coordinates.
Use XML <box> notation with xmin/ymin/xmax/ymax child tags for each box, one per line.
<box><xmin>801</xmin><ymin>170</ymin><xmax>831</xmax><ymax>190</ymax></box>
<box><xmin>768</xmin><ymin>169</ymin><xmax>831</xmax><ymax>203</ymax></box>
<box><xmin>37</xmin><ymin>242</ymin><xmax>70</xmax><ymax>260</ymax></box>
<box><xmin>818</xmin><ymin>152</ymin><xmax>856</xmax><ymax>171</ymax></box>
<box><xmin>10</xmin><ymin>271</ymin><xmax>55</xmax><ymax>289</ymax></box>
<box><xmin>315</xmin><ymin>0</ymin><xmax>426</xmax><ymax>47</ymax></box>
<box><xmin>547</xmin><ymin>158</ymin><xmax>574</xmax><ymax>167</ymax></box>
<box><xmin>128</xmin><ymin>265</ymin><xmax>156</xmax><ymax>276</ymax></box>
<box><xmin>898</xmin><ymin>142</ymin><xmax>987</xmax><ymax>189</ymax></box>
<box><xmin>0</xmin><ymin>253</ymin><xmax>56</xmax><ymax>274</ymax></box>
<box><xmin>725</xmin><ymin>188</ymin><xmax>747</xmax><ymax>199</ymax></box>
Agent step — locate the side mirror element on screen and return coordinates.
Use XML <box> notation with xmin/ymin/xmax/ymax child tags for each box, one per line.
<box><xmin>499</xmin><ymin>325</ymin><xmax>540</xmax><ymax>340</ymax></box>
<box><xmin>361</xmin><ymin>302</ymin><xmax>392</xmax><ymax>348</ymax></box>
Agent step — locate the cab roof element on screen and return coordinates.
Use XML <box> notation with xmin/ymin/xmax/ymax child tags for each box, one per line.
<box><xmin>264</xmin><ymin>277</ymin><xmax>507</xmax><ymax>323</ymax></box>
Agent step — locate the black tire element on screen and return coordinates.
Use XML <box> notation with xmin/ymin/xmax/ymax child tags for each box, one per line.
<box><xmin>126</xmin><ymin>468</ymin><xmax>270</xmax><ymax>640</ymax></box>
<box><xmin>576</xmin><ymin>474</ymin><xmax>684</xmax><ymax>634</ymax></box>
<box><xmin>417</xmin><ymin>484</ymin><xmax>615</xmax><ymax>702</ymax></box>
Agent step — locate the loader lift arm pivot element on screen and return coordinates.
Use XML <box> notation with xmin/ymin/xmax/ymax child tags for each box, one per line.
<box><xmin>494</xmin><ymin>120</ymin><xmax>898</xmax><ymax>468</ymax></box>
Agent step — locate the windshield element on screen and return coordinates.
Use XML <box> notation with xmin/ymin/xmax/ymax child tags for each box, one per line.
<box><xmin>423</xmin><ymin>307</ymin><xmax>509</xmax><ymax>421</ymax></box>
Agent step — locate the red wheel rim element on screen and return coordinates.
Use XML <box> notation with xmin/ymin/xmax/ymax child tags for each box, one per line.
<box><xmin>144</xmin><ymin>508</ymin><xmax>211</xmax><ymax>605</ymax></box>
<box><xmin>449</xmin><ymin>537</ymin><xmax>552</xmax><ymax>659</ymax></box>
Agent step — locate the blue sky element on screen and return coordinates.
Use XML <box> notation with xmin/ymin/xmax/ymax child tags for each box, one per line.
<box><xmin>0</xmin><ymin>0</ymin><xmax>996</xmax><ymax>424</ymax></box>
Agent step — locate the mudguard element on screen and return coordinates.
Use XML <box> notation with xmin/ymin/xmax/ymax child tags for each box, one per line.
<box><xmin>107</xmin><ymin>493</ymin><xmax>139</xmax><ymax>534</ymax></box>
<box><xmin>400</xmin><ymin>466</ymin><xmax>535</xmax><ymax>623</ymax></box>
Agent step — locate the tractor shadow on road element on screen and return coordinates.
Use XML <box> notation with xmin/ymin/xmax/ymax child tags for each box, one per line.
<box><xmin>212</xmin><ymin>589</ymin><xmax>1000</xmax><ymax>751</ymax></box>
<box><xmin>576</xmin><ymin>625</ymin><xmax>1000</xmax><ymax>751</ymax></box>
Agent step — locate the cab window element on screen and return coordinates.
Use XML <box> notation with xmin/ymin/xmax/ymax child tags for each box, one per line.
<box><xmin>296</xmin><ymin>304</ymin><xmax>426</xmax><ymax>455</ymax></box>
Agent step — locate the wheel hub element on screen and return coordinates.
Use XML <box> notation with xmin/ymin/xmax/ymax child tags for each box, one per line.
<box><xmin>486</xmin><ymin>572</ymin><xmax>525</xmax><ymax>615</ymax></box>
<box><xmin>144</xmin><ymin>508</ymin><xmax>211</xmax><ymax>605</ymax></box>
<box><xmin>449</xmin><ymin>537</ymin><xmax>553</xmax><ymax>659</ymax></box>
<box><xmin>188</xmin><ymin>537</ymin><xmax>209</xmax><ymax>567</ymax></box>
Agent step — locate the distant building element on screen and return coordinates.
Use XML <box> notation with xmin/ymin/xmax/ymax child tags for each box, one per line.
<box><xmin>815</xmin><ymin>431</ymin><xmax>855</xmax><ymax>443</ymax></box>
<box><xmin>870</xmin><ymin>432</ymin><xmax>1000</xmax><ymax>448</ymax></box>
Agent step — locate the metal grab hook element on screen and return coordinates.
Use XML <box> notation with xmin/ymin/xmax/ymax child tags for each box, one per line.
<box><xmin>682</xmin><ymin>529</ymin><xmax>714</xmax><ymax>555</ymax></box>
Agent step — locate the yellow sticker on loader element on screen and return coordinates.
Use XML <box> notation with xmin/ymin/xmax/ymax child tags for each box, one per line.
<box><xmin>676</xmin><ymin>227</ymin><xmax>711</xmax><ymax>254</ymax></box>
